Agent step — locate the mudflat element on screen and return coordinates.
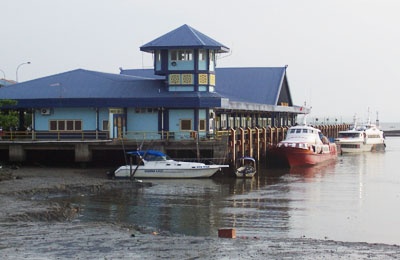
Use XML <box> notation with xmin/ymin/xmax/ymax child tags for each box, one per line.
<box><xmin>1</xmin><ymin>166</ymin><xmax>399</xmax><ymax>259</ymax></box>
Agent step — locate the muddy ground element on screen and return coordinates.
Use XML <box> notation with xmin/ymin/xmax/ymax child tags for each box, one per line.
<box><xmin>1</xmin><ymin>166</ymin><xmax>400</xmax><ymax>259</ymax></box>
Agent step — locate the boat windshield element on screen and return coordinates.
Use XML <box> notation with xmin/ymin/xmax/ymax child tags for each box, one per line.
<box><xmin>290</xmin><ymin>128</ymin><xmax>312</xmax><ymax>134</ymax></box>
<box><xmin>144</xmin><ymin>154</ymin><xmax>168</xmax><ymax>161</ymax></box>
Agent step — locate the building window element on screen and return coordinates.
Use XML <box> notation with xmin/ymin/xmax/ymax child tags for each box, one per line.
<box><xmin>58</xmin><ymin>121</ymin><xmax>65</xmax><ymax>131</ymax></box>
<box><xmin>180</xmin><ymin>119</ymin><xmax>192</xmax><ymax>131</ymax></box>
<box><xmin>66</xmin><ymin>120</ymin><xmax>74</xmax><ymax>130</ymax></box>
<box><xmin>49</xmin><ymin>120</ymin><xmax>82</xmax><ymax>131</ymax></box>
<box><xmin>241</xmin><ymin>117</ymin><xmax>246</xmax><ymax>127</ymax></box>
<box><xmin>134</xmin><ymin>108</ymin><xmax>158</xmax><ymax>113</ymax></box>
<box><xmin>199</xmin><ymin>50</ymin><xmax>206</xmax><ymax>61</ymax></box>
<box><xmin>171</xmin><ymin>50</ymin><xmax>193</xmax><ymax>61</ymax></box>
<box><xmin>102</xmin><ymin>120</ymin><xmax>109</xmax><ymax>131</ymax></box>
<box><xmin>50</xmin><ymin>121</ymin><xmax>57</xmax><ymax>130</ymax></box>
<box><xmin>228</xmin><ymin>117</ymin><xmax>234</xmax><ymax>129</ymax></box>
<box><xmin>199</xmin><ymin>119</ymin><xmax>206</xmax><ymax>131</ymax></box>
<box><xmin>75</xmin><ymin>121</ymin><xmax>82</xmax><ymax>130</ymax></box>
<box><xmin>156</xmin><ymin>50</ymin><xmax>161</xmax><ymax>62</ymax></box>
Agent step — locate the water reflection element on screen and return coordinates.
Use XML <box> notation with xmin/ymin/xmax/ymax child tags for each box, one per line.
<box><xmin>51</xmin><ymin>138</ymin><xmax>400</xmax><ymax>244</ymax></box>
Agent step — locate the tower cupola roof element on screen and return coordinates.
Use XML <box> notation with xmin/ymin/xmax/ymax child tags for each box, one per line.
<box><xmin>140</xmin><ymin>24</ymin><xmax>229</xmax><ymax>53</ymax></box>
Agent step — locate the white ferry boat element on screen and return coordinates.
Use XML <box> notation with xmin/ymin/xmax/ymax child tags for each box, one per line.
<box><xmin>335</xmin><ymin>118</ymin><xmax>385</xmax><ymax>153</ymax></box>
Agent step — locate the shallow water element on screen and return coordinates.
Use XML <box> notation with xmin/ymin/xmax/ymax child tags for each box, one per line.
<box><xmin>53</xmin><ymin>137</ymin><xmax>400</xmax><ymax>245</ymax></box>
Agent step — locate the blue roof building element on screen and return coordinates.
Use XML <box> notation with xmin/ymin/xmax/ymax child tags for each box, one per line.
<box><xmin>0</xmin><ymin>79</ymin><xmax>15</xmax><ymax>88</ymax></box>
<box><xmin>0</xmin><ymin>24</ymin><xmax>307</xmax><ymax>140</ymax></box>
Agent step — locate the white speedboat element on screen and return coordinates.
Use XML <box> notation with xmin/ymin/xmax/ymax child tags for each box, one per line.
<box><xmin>335</xmin><ymin>119</ymin><xmax>385</xmax><ymax>153</ymax></box>
<box><xmin>110</xmin><ymin>150</ymin><xmax>229</xmax><ymax>179</ymax></box>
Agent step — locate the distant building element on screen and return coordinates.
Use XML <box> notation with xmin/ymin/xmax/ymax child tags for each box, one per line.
<box><xmin>0</xmin><ymin>79</ymin><xmax>16</xmax><ymax>88</ymax></box>
<box><xmin>0</xmin><ymin>24</ymin><xmax>308</xmax><ymax>140</ymax></box>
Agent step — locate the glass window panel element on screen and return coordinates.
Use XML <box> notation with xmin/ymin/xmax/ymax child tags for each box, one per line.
<box><xmin>66</xmin><ymin>120</ymin><xmax>74</xmax><ymax>130</ymax></box>
<box><xmin>75</xmin><ymin>121</ymin><xmax>82</xmax><ymax>130</ymax></box>
<box><xmin>50</xmin><ymin>120</ymin><xmax>57</xmax><ymax>131</ymax></box>
<box><xmin>58</xmin><ymin>121</ymin><xmax>65</xmax><ymax>131</ymax></box>
<box><xmin>199</xmin><ymin>119</ymin><xmax>206</xmax><ymax>131</ymax></box>
<box><xmin>180</xmin><ymin>119</ymin><xmax>192</xmax><ymax>131</ymax></box>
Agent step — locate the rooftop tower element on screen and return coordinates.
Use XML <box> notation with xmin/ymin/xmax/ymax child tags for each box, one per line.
<box><xmin>140</xmin><ymin>24</ymin><xmax>229</xmax><ymax>93</ymax></box>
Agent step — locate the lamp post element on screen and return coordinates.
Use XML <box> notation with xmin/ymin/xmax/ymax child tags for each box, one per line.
<box><xmin>16</xmin><ymin>61</ymin><xmax>31</xmax><ymax>82</ymax></box>
<box><xmin>0</xmin><ymin>69</ymin><xmax>5</xmax><ymax>79</ymax></box>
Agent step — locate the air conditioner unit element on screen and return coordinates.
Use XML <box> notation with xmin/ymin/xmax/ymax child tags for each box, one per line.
<box><xmin>40</xmin><ymin>108</ymin><xmax>51</xmax><ymax>115</ymax></box>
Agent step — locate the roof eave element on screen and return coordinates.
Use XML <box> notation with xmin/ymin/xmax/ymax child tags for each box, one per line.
<box><xmin>140</xmin><ymin>46</ymin><xmax>230</xmax><ymax>53</ymax></box>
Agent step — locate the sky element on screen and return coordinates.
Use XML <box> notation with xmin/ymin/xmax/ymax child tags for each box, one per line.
<box><xmin>2</xmin><ymin>0</ymin><xmax>399</xmax><ymax>123</ymax></box>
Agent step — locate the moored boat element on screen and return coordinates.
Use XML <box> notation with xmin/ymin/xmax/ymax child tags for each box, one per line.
<box><xmin>235</xmin><ymin>157</ymin><xmax>256</xmax><ymax>178</ymax></box>
<box><xmin>335</xmin><ymin>118</ymin><xmax>385</xmax><ymax>153</ymax></box>
<box><xmin>271</xmin><ymin>123</ymin><xmax>337</xmax><ymax>168</ymax></box>
<box><xmin>109</xmin><ymin>150</ymin><xmax>229</xmax><ymax>179</ymax></box>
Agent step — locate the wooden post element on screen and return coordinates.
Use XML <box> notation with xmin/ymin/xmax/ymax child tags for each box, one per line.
<box><xmin>255</xmin><ymin>127</ymin><xmax>260</xmax><ymax>160</ymax></box>
<box><xmin>262</xmin><ymin>127</ymin><xmax>267</xmax><ymax>156</ymax></box>
<box><xmin>239</xmin><ymin>127</ymin><xmax>245</xmax><ymax>158</ymax></box>
<box><xmin>247</xmin><ymin>127</ymin><xmax>253</xmax><ymax>158</ymax></box>
<box><xmin>230</xmin><ymin>128</ymin><xmax>236</xmax><ymax>163</ymax></box>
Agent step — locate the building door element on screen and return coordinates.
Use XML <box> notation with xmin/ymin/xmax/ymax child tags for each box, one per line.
<box><xmin>109</xmin><ymin>108</ymin><xmax>126</xmax><ymax>139</ymax></box>
<box><xmin>112</xmin><ymin>114</ymin><xmax>126</xmax><ymax>139</ymax></box>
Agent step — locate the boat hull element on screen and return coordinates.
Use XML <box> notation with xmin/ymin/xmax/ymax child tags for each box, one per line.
<box><xmin>235</xmin><ymin>167</ymin><xmax>256</xmax><ymax>178</ymax></box>
<box><xmin>272</xmin><ymin>144</ymin><xmax>337</xmax><ymax>168</ymax></box>
<box><xmin>338</xmin><ymin>142</ymin><xmax>386</xmax><ymax>153</ymax></box>
<box><xmin>114</xmin><ymin>165</ymin><xmax>225</xmax><ymax>179</ymax></box>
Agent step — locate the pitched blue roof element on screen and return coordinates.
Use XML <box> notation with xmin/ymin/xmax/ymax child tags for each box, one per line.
<box><xmin>140</xmin><ymin>24</ymin><xmax>229</xmax><ymax>53</ymax></box>
<box><xmin>216</xmin><ymin>67</ymin><xmax>288</xmax><ymax>105</ymax></box>
<box><xmin>122</xmin><ymin>67</ymin><xmax>289</xmax><ymax>106</ymax></box>
<box><xmin>0</xmin><ymin>67</ymin><xmax>291</xmax><ymax>109</ymax></box>
<box><xmin>0</xmin><ymin>69</ymin><xmax>224</xmax><ymax>108</ymax></box>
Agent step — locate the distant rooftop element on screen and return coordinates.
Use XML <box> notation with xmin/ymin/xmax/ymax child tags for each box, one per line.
<box><xmin>0</xmin><ymin>79</ymin><xmax>16</xmax><ymax>87</ymax></box>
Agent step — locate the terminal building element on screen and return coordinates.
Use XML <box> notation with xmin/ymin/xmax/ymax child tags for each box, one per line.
<box><xmin>0</xmin><ymin>25</ymin><xmax>310</xmax><ymax>164</ymax></box>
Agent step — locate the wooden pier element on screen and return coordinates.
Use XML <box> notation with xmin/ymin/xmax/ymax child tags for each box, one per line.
<box><xmin>0</xmin><ymin>124</ymin><xmax>350</xmax><ymax>165</ymax></box>
<box><xmin>227</xmin><ymin>124</ymin><xmax>350</xmax><ymax>162</ymax></box>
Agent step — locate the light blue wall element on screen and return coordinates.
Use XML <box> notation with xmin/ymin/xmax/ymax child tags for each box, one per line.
<box><xmin>127</xmin><ymin>108</ymin><xmax>158</xmax><ymax>131</ymax></box>
<box><xmin>199</xmin><ymin>109</ymin><xmax>206</xmax><ymax>120</ymax></box>
<box><xmin>168</xmin><ymin>60</ymin><xmax>194</xmax><ymax>70</ymax></box>
<box><xmin>198</xmin><ymin>59</ymin><xmax>207</xmax><ymax>70</ymax></box>
<box><xmin>34</xmin><ymin>108</ymin><xmax>97</xmax><ymax>131</ymax></box>
<box><xmin>169</xmin><ymin>109</ymin><xmax>194</xmax><ymax>132</ymax></box>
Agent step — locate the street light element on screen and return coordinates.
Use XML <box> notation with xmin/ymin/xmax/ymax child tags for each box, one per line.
<box><xmin>16</xmin><ymin>61</ymin><xmax>31</xmax><ymax>82</ymax></box>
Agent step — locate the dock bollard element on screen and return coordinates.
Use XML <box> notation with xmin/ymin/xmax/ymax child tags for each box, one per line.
<box><xmin>218</xmin><ymin>228</ymin><xmax>236</xmax><ymax>238</ymax></box>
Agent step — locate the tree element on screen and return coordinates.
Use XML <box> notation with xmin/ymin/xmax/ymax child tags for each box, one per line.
<box><xmin>0</xmin><ymin>100</ymin><xmax>18</xmax><ymax>130</ymax></box>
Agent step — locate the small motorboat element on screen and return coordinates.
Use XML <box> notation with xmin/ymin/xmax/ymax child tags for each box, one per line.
<box><xmin>335</xmin><ymin>116</ymin><xmax>385</xmax><ymax>153</ymax></box>
<box><xmin>109</xmin><ymin>150</ymin><xmax>229</xmax><ymax>179</ymax></box>
<box><xmin>270</xmin><ymin>120</ymin><xmax>337</xmax><ymax>168</ymax></box>
<box><xmin>235</xmin><ymin>157</ymin><xmax>256</xmax><ymax>178</ymax></box>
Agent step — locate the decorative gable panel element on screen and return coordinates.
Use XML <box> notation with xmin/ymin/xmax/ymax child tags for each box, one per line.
<box><xmin>181</xmin><ymin>74</ymin><xmax>193</xmax><ymax>84</ymax></box>
<box><xmin>169</xmin><ymin>74</ymin><xmax>180</xmax><ymax>85</ymax></box>
<box><xmin>198</xmin><ymin>74</ymin><xmax>208</xmax><ymax>84</ymax></box>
